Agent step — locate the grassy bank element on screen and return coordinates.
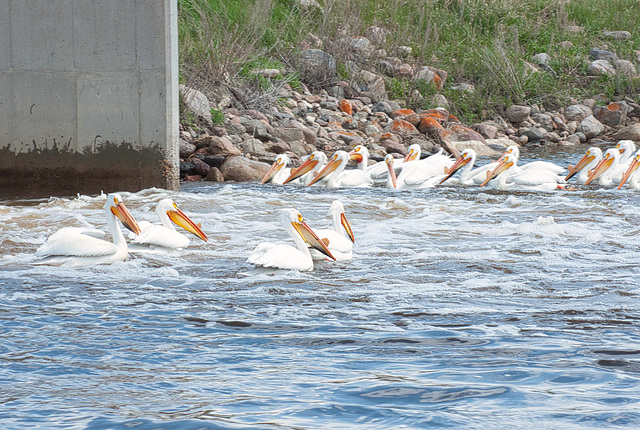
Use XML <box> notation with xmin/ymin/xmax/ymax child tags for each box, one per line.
<box><xmin>178</xmin><ymin>0</ymin><xmax>640</xmax><ymax>123</ymax></box>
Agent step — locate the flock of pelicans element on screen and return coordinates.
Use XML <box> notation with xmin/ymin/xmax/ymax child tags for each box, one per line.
<box><xmin>33</xmin><ymin>140</ymin><xmax>640</xmax><ymax>271</ymax></box>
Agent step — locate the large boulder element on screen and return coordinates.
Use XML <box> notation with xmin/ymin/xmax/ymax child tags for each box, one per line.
<box><xmin>576</xmin><ymin>115</ymin><xmax>604</xmax><ymax>139</ymax></box>
<box><xmin>219</xmin><ymin>156</ymin><xmax>271</xmax><ymax>182</ymax></box>
<box><xmin>564</xmin><ymin>104</ymin><xmax>593</xmax><ymax>122</ymax></box>
<box><xmin>505</xmin><ymin>105</ymin><xmax>531</xmax><ymax>123</ymax></box>
<box><xmin>612</xmin><ymin>123</ymin><xmax>640</xmax><ymax>141</ymax></box>
<box><xmin>299</xmin><ymin>49</ymin><xmax>337</xmax><ymax>84</ymax></box>
<box><xmin>193</xmin><ymin>135</ymin><xmax>242</xmax><ymax>156</ymax></box>
<box><xmin>594</xmin><ymin>102</ymin><xmax>629</xmax><ymax>127</ymax></box>
<box><xmin>179</xmin><ymin>85</ymin><xmax>212</xmax><ymax>123</ymax></box>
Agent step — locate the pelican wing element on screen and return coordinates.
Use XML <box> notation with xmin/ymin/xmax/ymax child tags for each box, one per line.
<box><xmin>509</xmin><ymin>170</ymin><xmax>563</xmax><ymax>186</ymax></box>
<box><xmin>520</xmin><ymin>161</ymin><xmax>566</xmax><ymax>174</ymax></box>
<box><xmin>315</xmin><ymin>229</ymin><xmax>352</xmax><ymax>254</ymax></box>
<box><xmin>248</xmin><ymin>242</ymin><xmax>311</xmax><ymax>270</ymax></box>
<box><xmin>339</xmin><ymin>170</ymin><xmax>373</xmax><ymax>187</ymax></box>
<box><xmin>132</xmin><ymin>224</ymin><xmax>190</xmax><ymax>249</ymax></box>
<box><xmin>36</xmin><ymin>227</ymin><xmax>117</xmax><ymax>257</ymax></box>
<box><xmin>367</xmin><ymin>159</ymin><xmax>403</xmax><ymax>180</ymax></box>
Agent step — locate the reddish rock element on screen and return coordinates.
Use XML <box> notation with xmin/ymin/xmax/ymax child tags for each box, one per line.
<box><xmin>193</xmin><ymin>135</ymin><xmax>242</xmax><ymax>156</ymax></box>
<box><xmin>390</xmin><ymin>119</ymin><xmax>419</xmax><ymax>134</ymax></box>
<box><xmin>380</xmin><ymin>138</ymin><xmax>407</xmax><ymax>155</ymax></box>
<box><xmin>339</xmin><ymin>99</ymin><xmax>354</xmax><ymax>116</ymax></box>
<box><xmin>404</xmin><ymin>113</ymin><xmax>421</xmax><ymax>127</ymax></box>
<box><xmin>220</xmin><ymin>156</ymin><xmax>271</xmax><ymax>182</ymax></box>
<box><xmin>418</xmin><ymin>116</ymin><xmax>445</xmax><ymax>134</ymax></box>
<box><xmin>191</xmin><ymin>157</ymin><xmax>211</xmax><ymax>176</ymax></box>
<box><xmin>390</xmin><ymin>109</ymin><xmax>416</xmax><ymax>118</ymax></box>
<box><xmin>204</xmin><ymin>167</ymin><xmax>224</xmax><ymax>182</ymax></box>
<box><xmin>449</xmin><ymin>124</ymin><xmax>486</xmax><ymax>142</ymax></box>
<box><xmin>270</xmin><ymin>141</ymin><xmax>292</xmax><ymax>154</ymax></box>
<box><xmin>184</xmin><ymin>174</ymin><xmax>203</xmax><ymax>182</ymax></box>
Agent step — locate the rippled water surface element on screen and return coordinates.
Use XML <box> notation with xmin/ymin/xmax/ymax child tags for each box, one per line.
<box><xmin>2</xmin><ymin>147</ymin><xmax>640</xmax><ymax>429</ymax></box>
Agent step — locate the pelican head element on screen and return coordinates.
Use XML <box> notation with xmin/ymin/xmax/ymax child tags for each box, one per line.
<box><xmin>565</xmin><ymin>147</ymin><xmax>601</xmax><ymax>181</ymax></box>
<box><xmin>404</xmin><ymin>144</ymin><xmax>422</xmax><ymax>162</ymax></box>
<box><xmin>261</xmin><ymin>154</ymin><xmax>290</xmax><ymax>184</ymax></box>
<box><xmin>284</xmin><ymin>151</ymin><xmax>325</xmax><ymax>184</ymax></box>
<box><xmin>307</xmin><ymin>151</ymin><xmax>348</xmax><ymax>186</ymax></box>
<box><xmin>107</xmin><ymin>193</ymin><xmax>142</xmax><ymax>236</ymax></box>
<box><xmin>440</xmin><ymin>148</ymin><xmax>475</xmax><ymax>184</ymax></box>
<box><xmin>283</xmin><ymin>208</ymin><xmax>336</xmax><ymax>260</ymax></box>
<box><xmin>329</xmin><ymin>200</ymin><xmax>354</xmax><ymax>243</ymax></box>
<box><xmin>618</xmin><ymin>149</ymin><xmax>640</xmax><ymax>189</ymax></box>
<box><xmin>157</xmin><ymin>199</ymin><xmax>208</xmax><ymax>242</ymax></box>
<box><xmin>348</xmin><ymin>145</ymin><xmax>369</xmax><ymax>164</ymax></box>
<box><xmin>498</xmin><ymin>145</ymin><xmax>520</xmax><ymax>162</ymax></box>
<box><xmin>481</xmin><ymin>153</ymin><xmax>515</xmax><ymax>186</ymax></box>
<box><xmin>616</xmin><ymin>140</ymin><xmax>636</xmax><ymax>156</ymax></box>
<box><xmin>584</xmin><ymin>148</ymin><xmax>619</xmax><ymax>185</ymax></box>
<box><xmin>385</xmin><ymin>154</ymin><xmax>398</xmax><ymax>189</ymax></box>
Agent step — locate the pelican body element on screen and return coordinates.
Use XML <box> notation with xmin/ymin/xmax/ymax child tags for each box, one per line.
<box><xmin>308</xmin><ymin>151</ymin><xmax>373</xmax><ymax>188</ymax></box>
<box><xmin>310</xmin><ymin>201</ymin><xmax>355</xmax><ymax>261</ymax></box>
<box><xmin>565</xmin><ymin>147</ymin><xmax>603</xmax><ymax>184</ymax></box>
<box><xmin>283</xmin><ymin>151</ymin><xmax>328</xmax><ymax>186</ymax></box>
<box><xmin>35</xmin><ymin>193</ymin><xmax>142</xmax><ymax>267</ymax></box>
<box><xmin>261</xmin><ymin>153</ymin><xmax>294</xmax><ymax>185</ymax></box>
<box><xmin>618</xmin><ymin>149</ymin><xmax>640</xmax><ymax>189</ymax></box>
<box><xmin>481</xmin><ymin>153</ymin><xmax>564</xmax><ymax>191</ymax></box>
<box><xmin>129</xmin><ymin>199</ymin><xmax>208</xmax><ymax>251</ymax></box>
<box><xmin>248</xmin><ymin>209</ymin><xmax>336</xmax><ymax>271</ymax></box>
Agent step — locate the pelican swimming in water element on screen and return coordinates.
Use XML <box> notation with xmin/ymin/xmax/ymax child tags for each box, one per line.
<box><xmin>565</xmin><ymin>147</ymin><xmax>603</xmax><ymax>184</ymax></box>
<box><xmin>584</xmin><ymin>148</ymin><xmax>622</xmax><ymax>186</ymax></box>
<box><xmin>35</xmin><ymin>193</ymin><xmax>142</xmax><ymax>266</ymax></box>
<box><xmin>128</xmin><ymin>199</ymin><xmax>208</xmax><ymax>251</ymax></box>
<box><xmin>310</xmin><ymin>200</ymin><xmax>354</xmax><ymax>261</ymax></box>
<box><xmin>481</xmin><ymin>153</ymin><xmax>565</xmax><ymax>191</ymax></box>
<box><xmin>247</xmin><ymin>208</ymin><xmax>336</xmax><ymax>271</ymax></box>
<box><xmin>499</xmin><ymin>145</ymin><xmax>566</xmax><ymax>175</ymax></box>
<box><xmin>437</xmin><ymin>148</ymin><xmax>498</xmax><ymax>185</ymax></box>
<box><xmin>394</xmin><ymin>149</ymin><xmax>455</xmax><ymax>189</ymax></box>
<box><xmin>618</xmin><ymin>149</ymin><xmax>640</xmax><ymax>189</ymax></box>
<box><xmin>261</xmin><ymin>153</ymin><xmax>294</xmax><ymax>185</ymax></box>
<box><xmin>282</xmin><ymin>151</ymin><xmax>328</xmax><ymax>186</ymax></box>
<box><xmin>349</xmin><ymin>144</ymin><xmax>418</xmax><ymax>183</ymax></box>
<box><xmin>307</xmin><ymin>151</ymin><xmax>373</xmax><ymax>188</ymax></box>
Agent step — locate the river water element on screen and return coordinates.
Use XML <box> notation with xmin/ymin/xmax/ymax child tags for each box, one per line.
<box><xmin>1</xmin><ymin>146</ymin><xmax>640</xmax><ymax>429</ymax></box>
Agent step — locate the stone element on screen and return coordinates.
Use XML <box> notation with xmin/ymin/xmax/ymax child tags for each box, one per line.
<box><xmin>179</xmin><ymin>139</ymin><xmax>196</xmax><ymax>159</ymax></box>
<box><xmin>241</xmin><ymin>118</ymin><xmax>271</xmax><ymax>140</ymax></box>
<box><xmin>204</xmin><ymin>167</ymin><xmax>224</xmax><ymax>182</ymax></box>
<box><xmin>397</xmin><ymin>46</ymin><xmax>412</xmax><ymax>57</ymax></box>
<box><xmin>475</xmin><ymin>123</ymin><xmax>498</xmax><ymax>139</ymax></box>
<box><xmin>380</xmin><ymin>138</ymin><xmax>407</xmax><ymax>155</ymax></box>
<box><xmin>520</xmin><ymin>127</ymin><xmax>545</xmax><ymax>142</ymax></box>
<box><xmin>272</xmin><ymin>127</ymin><xmax>305</xmax><ymax>143</ymax></box>
<box><xmin>587</xmin><ymin>60</ymin><xmax>616</xmax><ymax>76</ymax></box>
<box><xmin>202</xmin><ymin>155</ymin><xmax>225</xmax><ymax>168</ymax></box>
<box><xmin>615</xmin><ymin>60</ymin><xmax>637</xmax><ymax>78</ymax></box>
<box><xmin>250</xmin><ymin>68</ymin><xmax>281</xmax><ymax>78</ymax></box>
<box><xmin>612</xmin><ymin>123</ymin><xmax>640</xmax><ymax>141</ymax></box>
<box><xmin>505</xmin><ymin>105</ymin><xmax>531</xmax><ymax>123</ymax></box>
<box><xmin>452</xmin><ymin>140</ymin><xmax>500</xmax><ymax>157</ymax></box>
<box><xmin>240</xmin><ymin>138</ymin><xmax>267</xmax><ymax>156</ymax></box>
<box><xmin>219</xmin><ymin>156</ymin><xmax>271</xmax><ymax>182</ymax></box>
<box><xmin>270</xmin><ymin>141</ymin><xmax>291</xmax><ymax>154</ymax></box>
<box><xmin>364</xmin><ymin>26</ymin><xmax>389</xmax><ymax>46</ymax></box>
<box><xmin>532</xmin><ymin>53</ymin><xmax>551</xmax><ymax>65</ymax></box>
<box><xmin>589</xmin><ymin>49</ymin><xmax>617</xmax><ymax>62</ymax></box>
<box><xmin>564</xmin><ymin>104</ymin><xmax>593</xmax><ymax>122</ymax></box>
<box><xmin>594</xmin><ymin>102</ymin><xmax>629</xmax><ymax>127</ymax></box>
<box><xmin>194</xmin><ymin>135</ymin><xmax>242</xmax><ymax>156</ymax></box>
<box><xmin>191</xmin><ymin>157</ymin><xmax>211</xmax><ymax>176</ymax></box>
<box><xmin>179</xmin><ymin>85</ymin><xmax>212</xmax><ymax>123</ymax></box>
<box><xmin>560</xmin><ymin>41</ymin><xmax>574</xmax><ymax>50</ymax></box>
<box><xmin>180</xmin><ymin>161</ymin><xmax>196</xmax><ymax>176</ymax></box>
<box><xmin>576</xmin><ymin>115</ymin><xmax>604</xmax><ymax>139</ymax></box>
<box><xmin>603</xmin><ymin>31</ymin><xmax>631</xmax><ymax>40</ymax></box>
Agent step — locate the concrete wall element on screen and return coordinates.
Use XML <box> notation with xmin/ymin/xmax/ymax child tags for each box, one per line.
<box><xmin>0</xmin><ymin>0</ymin><xmax>179</xmax><ymax>198</ymax></box>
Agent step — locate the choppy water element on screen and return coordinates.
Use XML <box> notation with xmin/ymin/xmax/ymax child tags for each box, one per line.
<box><xmin>2</xmin><ymin>146</ymin><xmax>640</xmax><ymax>429</ymax></box>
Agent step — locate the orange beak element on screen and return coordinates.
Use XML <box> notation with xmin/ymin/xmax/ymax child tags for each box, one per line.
<box><xmin>618</xmin><ymin>157</ymin><xmax>640</xmax><ymax>189</ymax></box>
<box><xmin>307</xmin><ymin>156</ymin><xmax>340</xmax><ymax>186</ymax></box>
<box><xmin>480</xmin><ymin>158</ymin><xmax>512</xmax><ymax>187</ymax></box>
<box><xmin>111</xmin><ymin>202</ymin><xmax>142</xmax><ymax>236</ymax></box>
<box><xmin>565</xmin><ymin>152</ymin><xmax>594</xmax><ymax>181</ymax></box>
<box><xmin>167</xmin><ymin>207</ymin><xmax>208</xmax><ymax>242</ymax></box>
<box><xmin>283</xmin><ymin>157</ymin><xmax>318</xmax><ymax>184</ymax></box>
<box><xmin>584</xmin><ymin>154</ymin><xmax>613</xmax><ymax>185</ymax></box>
<box><xmin>439</xmin><ymin>155</ymin><xmax>470</xmax><ymax>184</ymax></box>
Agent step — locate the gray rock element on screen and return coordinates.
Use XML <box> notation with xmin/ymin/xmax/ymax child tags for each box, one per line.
<box><xmin>372</xmin><ymin>101</ymin><xmax>393</xmax><ymax>115</ymax></box>
<box><xmin>191</xmin><ymin>157</ymin><xmax>211</xmax><ymax>176</ymax></box>
<box><xmin>603</xmin><ymin>31</ymin><xmax>631</xmax><ymax>40</ymax></box>
<box><xmin>179</xmin><ymin>139</ymin><xmax>196</xmax><ymax>159</ymax></box>
<box><xmin>564</xmin><ymin>134</ymin><xmax>582</xmax><ymax>145</ymax></box>
<box><xmin>594</xmin><ymin>102</ymin><xmax>629</xmax><ymax>126</ymax></box>
<box><xmin>180</xmin><ymin>161</ymin><xmax>196</xmax><ymax>176</ymax></box>
<box><xmin>364</xmin><ymin>26</ymin><xmax>389</xmax><ymax>46</ymax></box>
<box><xmin>241</xmin><ymin>118</ymin><xmax>271</xmax><ymax>140</ymax></box>
<box><xmin>288</xmin><ymin>140</ymin><xmax>309</xmax><ymax>156</ymax></box>
<box><xmin>564</xmin><ymin>104</ymin><xmax>593</xmax><ymax>122</ymax></box>
<box><xmin>241</xmin><ymin>138</ymin><xmax>267</xmax><ymax>156</ymax></box>
<box><xmin>273</xmin><ymin>127</ymin><xmax>305</xmax><ymax>143</ymax></box>
<box><xmin>452</xmin><ymin>140</ymin><xmax>500</xmax><ymax>157</ymax></box>
<box><xmin>193</xmin><ymin>135</ymin><xmax>242</xmax><ymax>156</ymax></box>
<box><xmin>179</xmin><ymin>85</ymin><xmax>212</xmax><ymax>123</ymax></box>
<box><xmin>532</xmin><ymin>113</ymin><xmax>554</xmax><ymax>131</ymax></box>
<box><xmin>202</xmin><ymin>155</ymin><xmax>225</xmax><ymax>168</ymax></box>
<box><xmin>520</xmin><ymin>127</ymin><xmax>545</xmax><ymax>142</ymax></box>
<box><xmin>505</xmin><ymin>105</ymin><xmax>531</xmax><ymax>123</ymax></box>
<box><xmin>589</xmin><ymin>49</ymin><xmax>617</xmax><ymax>62</ymax></box>
<box><xmin>615</xmin><ymin>60</ymin><xmax>637</xmax><ymax>78</ymax></box>
<box><xmin>475</xmin><ymin>123</ymin><xmax>498</xmax><ymax>139</ymax></box>
<box><xmin>587</xmin><ymin>60</ymin><xmax>616</xmax><ymax>76</ymax></box>
<box><xmin>204</xmin><ymin>167</ymin><xmax>224</xmax><ymax>182</ymax></box>
<box><xmin>576</xmin><ymin>115</ymin><xmax>604</xmax><ymax>138</ymax></box>
<box><xmin>612</xmin><ymin>123</ymin><xmax>640</xmax><ymax>141</ymax></box>
<box><xmin>532</xmin><ymin>53</ymin><xmax>551</xmax><ymax>65</ymax></box>
<box><xmin>270</xmin><ymin>141</ymin><xmax>291</xmax><ymax>154</ymax></box>
<box><xmin>219</xmin><ymin>156</ymin><xmax>271</xmax><ymax>182</ymax></box>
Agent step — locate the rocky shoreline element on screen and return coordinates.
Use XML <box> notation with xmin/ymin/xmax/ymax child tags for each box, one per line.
<box><xmin>179</xmin><ymin>27</ymin><xmax>640</xmax><ymax>183</ymax></box>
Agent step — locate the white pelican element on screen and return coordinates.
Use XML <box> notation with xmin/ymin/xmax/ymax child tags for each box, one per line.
<box><xmin>307</xmin><ymin>151</ymin><xmax>373</xmax><ymax>188</ymax></box>
<box><xmin>584</xmin><ymin>148</ymin><xmax>622</xmax><ymax>186</ymax></box>
<box><xmin>480</xmin><ymin>153</ymin><xmax>565</xmax><ymax>191</ymax></box>
<box><xmin>349</xmin><ymin>144</ymin><xmax>418</xmax><ymax>183</ymax></box>
<box><xmin>500</xmin><ymin>145</ymin><xmax>565</xmax><ymax>174</ymax></box>
<box><xmin>310</xmin><ymin>200</ymin><xmax>355</xmax><ymax>261</ymax></box>
<box><xmin>565</xmin><ymin>147</ymin><xmax>603</xmax><ymax>184</ymax></box>
<box><xmin>247</xmin><ymin>208</ymin><xmax>336</xmax><ymax>271</ymax></box>
<box><xmin>282</xmin><ymin>151</ymin><xmax>328</xmax><ymax>186</ymax></box>
<box><xmin>261</xmin><ymin>153</ymin><xmax>294</xmax><ymax>185</ymax></box>
<box><xmin>395</xmin><ymin>149</ymin><xmax>455</xmax><ymax>189</ymax></box>
<box><xmin>128</xmin><ymin>199</ymin><xmax>208</xmax><ymax>251</ymax></box>
<box><xmin>35</xmin><ymin>193</ymin><xmax>142</xmax><ymax>266</ymax></box>
<box><xmin>615</xmin><ymin>140</ymin><xmax>636</xmax><ymax>166</ymax></box>
<box><xmin>437</xmin><ymin>148</ymin><xmax>498</xmax><ymax>185</ymax></box>
<box><xmin>618</xmin><ymin>149</ymin><xmax>640</xmax><ymax>189</ymax></box>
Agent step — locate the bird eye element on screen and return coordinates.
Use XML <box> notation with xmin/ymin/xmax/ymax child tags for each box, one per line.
<box><xmin>298</xmin><ymin>214</ymin><xmax>303</xmax><ymax>222</ymax></box>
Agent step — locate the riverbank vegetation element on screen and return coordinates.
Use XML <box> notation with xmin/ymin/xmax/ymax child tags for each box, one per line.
<box><xmin>177</xmin><ymin>0</ymin><xmax>640</xmax><ymax>123</ymax></box>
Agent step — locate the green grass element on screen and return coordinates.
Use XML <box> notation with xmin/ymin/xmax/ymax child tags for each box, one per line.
<box><xmin>178</xmin><ymin>0</ymin><xmax>640</xmax><ymax>122</ymax></box>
